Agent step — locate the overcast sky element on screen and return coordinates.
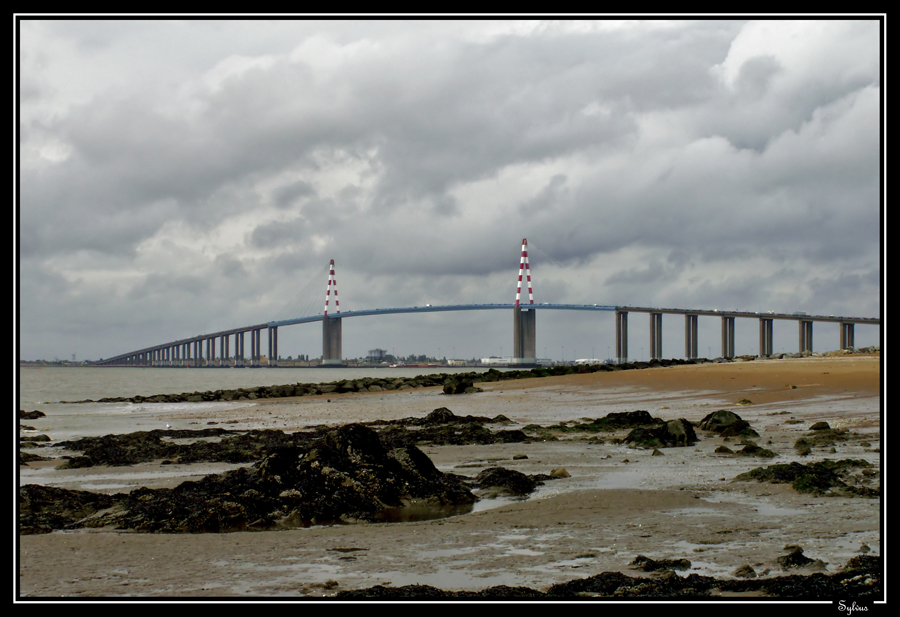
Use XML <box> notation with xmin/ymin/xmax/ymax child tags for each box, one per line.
<box><xmin>17</xmin><ymin>18</ymin><xmax>883</xmax><ymax>363</ymax></box>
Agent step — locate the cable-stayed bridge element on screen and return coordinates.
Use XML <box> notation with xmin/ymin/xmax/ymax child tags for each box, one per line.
<box><xmin>93</xmin><ymin>240</ymin><xmax>880</xmax><ymax>367</ymax></box>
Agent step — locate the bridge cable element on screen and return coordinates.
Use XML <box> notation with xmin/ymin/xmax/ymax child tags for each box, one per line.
<box><xmin>272</xmin><ymin>261</ymin><xmax>331</xmax><ymax>323</ymax></box>
<box><xmin>527</xmin><ymin>240</ymin><xmax>601</xmax><ymax>307</ymax></box>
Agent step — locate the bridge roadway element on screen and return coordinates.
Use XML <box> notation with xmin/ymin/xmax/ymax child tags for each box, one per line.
<box><xmin>92</xmin><ymin>303</ymin><xmax>880</xmax><ymax>368</ymax></box>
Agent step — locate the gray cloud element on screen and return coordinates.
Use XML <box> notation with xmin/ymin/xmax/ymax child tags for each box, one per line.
<box><xmin>17</xmin><ymin>18</ymin><xmax>883</xmax><ymax>361</ymax></box>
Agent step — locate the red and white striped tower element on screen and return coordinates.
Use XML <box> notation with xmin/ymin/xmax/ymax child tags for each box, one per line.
<box><xmin>513</xmin><ymin>238</ymin><xmax>537</xmax><ymax>365</ymax></box>
<box><xmin>323</xmin><ymin>259</ymin><xmax>340</xmax><ymax>316</ymax></box>
<box><xmin>515</xmin><ymin>238</ymin><xmax>534</xmax><ymax>306</ymax></box>
<box><xmin>322</xmin><ymin>259</ymin><xmax>343</xmax><ymax>364</ymax></box>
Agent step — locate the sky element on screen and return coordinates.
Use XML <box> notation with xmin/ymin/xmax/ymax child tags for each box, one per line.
<box><xmin>16</xmin><ymin>18</ymin><xmax>884</xmax><ymax>363</ymax></box>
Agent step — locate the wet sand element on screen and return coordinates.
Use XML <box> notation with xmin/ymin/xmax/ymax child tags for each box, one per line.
<box><xmin>17</xmin><ymin>355</ymin><xmax>882</xmax><ymax>599</ymax></box>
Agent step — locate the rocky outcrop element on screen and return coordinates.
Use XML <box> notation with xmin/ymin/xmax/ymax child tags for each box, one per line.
<box><xmin>336</xmin><ymin>554</ymin><xmax>882</xmax><ymax>599</ymax></box>
<box><xmin>624</xmin><ymin>418</ymin><xmax>698</xmax><ymax>448</ymax></box>
<box><xmin>57</xmin><ymin>427</ymin><xmax>318</xmax><ymax>467</ymax></box>
<box><xmin>442</xmin><ymin>377</ymin><xmax>482</xmax><ymax>395</ymax></box>
<box><xmin>698</xmin><ymin>410</ymin><xmax>758</xmax><ymax>438</ymax></box>
<box><xmin>57</xmin><ymin>359</ymin><xmax>738</xmax><ymax>406</ymax></box>
<box><xmin>734</xmin><ymin>459</ymin><xmax>878</xmax><ymax>497</ymax></box>
<box><xmin>52</xmin><ymin>408</ymin><xmax>526</xmax><ymax>468</ymax></box>
<box><xmin>630</xmin><ymin>555</ymin><xmax>691</xmax><ymax>572</ymax></box>
<box><xmin>473</xmin><ymin>467</ymin><xmax>539</xmax><ymax>497</ymax></box>
<box><xmin>19</xmin><ymin>424</ymin><xmax>476</xmax><ymax>534</ymax></box>
<box><xmin>374</xmin><ymin>408</ymin><xmax>527</xmax><ymax>448</ymax></box>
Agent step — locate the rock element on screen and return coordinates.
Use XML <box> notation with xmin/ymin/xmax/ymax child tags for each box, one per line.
<box><xmin>809</xmin><ymin>421</ymin><xmax>831</xmax><ymax>431</ymax></box>
<box><xmin>337</xmin><ymin>554</ymin><xmax>883</xmax><ymax>599</ymax></box>
<box><xmin>734</xmin><ymin>459</ymin><xmax>877</xmax><ymax>497</ymax></box>
<box><xmin>19</xmin><ymin>485</ymin><xmax>122</xmax><ymax>534</ymax></box>
<box><xmin>424</xmin><ymin>407</ymin><xmax>457</xmax><ymax>423</ymax></box>
<box><xmin>442</xmin><ymin>378</ymin><xmax>482</xmax><ymax>395</ymax></box>
<box><xmin>474</xmin><ymin>467</ymin><xmax>538</xmax><ymax>496</ymax></box>
<box><xmin>19</xmin><ymin>410</ymin><xmax>46</xmax><ymax>419</ymax></box>
<box><xmin>777</xmin><ymin>546</ymin><xmax>814</xmax><ymax>569</ymax></box>
<box><xmin>18</xmin><ymin>451</ymin><xmax>49</xmax><ymax>465</ymax></box>
<box><xmin>733</xmin><ymin>564</ymin><xmax>757</xmax><ymax>578</ymax></box>
<box><xmin>19</xmin><ymin>423</ymin><xmax>476</xmax><ymax>534</ymax></box>
<box><xmin>549</xmin><ymin>467</ymin><xmax>570</xmax><ymax>478</ymax></box>
<box><xmin>735</xmin><ymin>440</ymin><xmax>778</xmax><ymax>459</ymax></box>
<box><xmin>698</xmin><ymin>410</ymin><xmax>758</xmax><ymax>437</ymax></box>
<box><xmin>625</xmin><ymin>418</ymin><xmax>697</xmax><ymax>449</ymax></box>
<box><xmin>630</xmin><ymin>555</ymin><xmax>691</xmax><ymax>572</ymax></box>
<box><xmin>55</xmin><ymin>456</ymin><xmax>95</xmax><ymax>469</ymax></box>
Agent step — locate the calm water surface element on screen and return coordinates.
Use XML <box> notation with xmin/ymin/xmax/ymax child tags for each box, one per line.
<box><xmin>17</xmin><ymin>366</ymin><xmax>501</xmax><ymax>441</ymax></box>
<box><xmin>18</xmin><ymin>366</ymin><xmax>498</xmax><ymax>408</ymax></box>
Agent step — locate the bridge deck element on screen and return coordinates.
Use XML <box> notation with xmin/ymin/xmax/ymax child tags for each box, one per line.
<box><xmin>94</xmin><ymin>303</ymin><xmax>880</xmax><ymax>365</ymax></box>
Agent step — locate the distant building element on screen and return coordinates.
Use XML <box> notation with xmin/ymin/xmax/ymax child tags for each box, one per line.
<box><xmin>480</xmin><ymin>356</ymin><xmax>513</xmax><ymax>365</ymax></box>
<box><xmin>368</xmin><ymin>348</ymin><xmax>388</xmax><ymax>362</ymax></box>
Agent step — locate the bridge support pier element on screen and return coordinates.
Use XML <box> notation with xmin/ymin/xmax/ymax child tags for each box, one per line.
<box><xmin>269</xmin><ymin>326</ymin><xmax>278</xmax><ymax>367</ymax></box>
<box><xmin>649</xmin><ymin>312</ymin><xmax>663</xmax><ymax>360</ymax></box>
<box><xmin>721</xmin><ymin>316</ymin><xmax>735</xmax><ymax>359</ymax></box>
<box><xmin>684</xmin><ymin>314</ymin><xmax>699</xmax><ymax>359</ymax></box>
<box><xmin>254</xmin><ymin>328</ymin><xmax>263</xmax><ymax>366</ymax></box>
<box><xmin>840</xmin><ymin>322</ymin><xmax>855</xmax><ymax>350</ymax></box>
<box><xmin>322</xmin><ymin>317</ymin><xmax>343</xmax><ymax>365</ymax></box>
<box><xmin>512</xmin><ymin>306</ymin><xmax>536</xmax><ymax>365</ymax></box>
<box><xmin>616</xmin><ymin>310</ymin><xmax>628</xmax><ymax>363</ymax></box>
<box><xmin>759</xmin><ymin>318</ymin><xmax>774</xmax><ymax>357</ymax></box>
<box><xmin>799</xmin><ymin>320</ymin><xmax>813</xmax><ymax>353</ymax></box>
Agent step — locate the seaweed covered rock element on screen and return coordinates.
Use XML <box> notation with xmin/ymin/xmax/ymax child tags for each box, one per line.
<box><xmin>19</xmin><ymin>485</ymin><xmax>123</xmax><ymax>534</ymax></box>
<box><xmin>777</xmin><ymin>545</ymin><xmax>816</xmax><ymax>570</ymax></box>
<box><xmin>734</xmin><ymin>440</ymin><xmax>779</xmax><ymax>459</ymax></box>
<box><xmin>19</xmin><ymin>424</ymin><xmax>476</xmax><ymax>534</ymax></box>
<box><xmin>473</xmin><ymin>467</ymin><xmax>539</xmax><ymax>497</ymax></box>
<box><xmin>698</xmin><ymin>410</ymin><xmax>758</xmax><ymax>438</ymax></box>
<box><xmin>734</xmin><ymin>460</ymin><xmax>877</xmax><ymax>497</ymax></box>
<box><xmin>336</xmin><ymin>555</ymin><xmax>883</xmax><ymax>599</ymax></box>
<box><xmin>523</xmin><ymin>410</ymin><xmax>664</xmax><ymax>440</ymax></box>
<box><xmin>58</xmin><ymin>427</ymin><xmax>319</xmax><ymax>467</ymax></box>
<box><xmin>376</xmin><ymin>409</ymin><xmax>528</xmax><ymax>448</ymax></box>
<box><xmin>630</xmin><ymin>555</ymin><xmax>692</xmax><ymax>572</ymax></box>
<box><xmin>625</xmin><ymin>419</ymin><xmax>698</xmax><ymax>448</ymax></box>
<box><xmin>442</xmin><ymin>378</ymin><xmax>482</xmax><ymax>395</ymax></box>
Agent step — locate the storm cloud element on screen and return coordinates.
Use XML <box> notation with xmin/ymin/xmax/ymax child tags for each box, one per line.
<box><xmin>17</xmin><ymin>18</ymin><xmax>882</xmax><ymax>362</ymax></box>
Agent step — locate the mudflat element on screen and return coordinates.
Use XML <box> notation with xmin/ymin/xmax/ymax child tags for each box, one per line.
<box><xmin>17</xmin><ymin>355</ymin><xmax>882</xmax><ymax>599</ymax></box>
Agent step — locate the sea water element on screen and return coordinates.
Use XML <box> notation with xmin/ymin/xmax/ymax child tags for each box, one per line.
<box><xmin>17</xmin><ymin>365</ymin><xmax>498</xmax><ymax>441</ymax></box>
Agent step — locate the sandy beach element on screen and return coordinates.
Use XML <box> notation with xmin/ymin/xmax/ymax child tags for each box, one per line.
<box><xmin>17</xmin><ymin>354</ymin><xmax>882</xmax><ymax>599</ymax></box>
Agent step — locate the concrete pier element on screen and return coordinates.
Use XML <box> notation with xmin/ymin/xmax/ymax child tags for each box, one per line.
<box><xmin>322</xmin><ymin>317</ymin><xmax>343</xmax><ymax>365</ymax></box>
<box><xmin>799</xmin><ymin>320</ymin><xmax>813</xmax><ymax>353</ymax></box>
<box><xmin>840</xmin><ymin>322</ymin><xmax>855</xmax><ymax>350</ymax></box>
<box><xmin>684</xmin><ymin>314</ymin><xmax>699</xmax><ymax>359</ymax></box>
<box><xmin>649</xmin><ymin>312</ymin><xmax>663</xmax><ymax>360</ymax></box>
<box><xmin>616</xmin><ymin>310</ymin><xmax>628</xmax><ymax>363</ymax></box>
<box><xmin>512</xmin><ymin>306</ymin><xmax>537</xmax><ymax>365</ymax></box>
<box><xmin>758</xmin><ymin>318</ymin><xmax>774</xmax><ymax>357</ymax></box>
<box><xmin>721</xmin><ymin>316</ymin><xmax>735</xmax><ymax>359</ymax></box>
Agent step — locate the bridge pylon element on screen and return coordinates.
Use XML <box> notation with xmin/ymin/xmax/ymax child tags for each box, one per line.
<box><xmin>512</xmin><ymin>239</ymin><xmax>537</xmax><ymax>365</ymax></box>
<box><xmin>322</xmin><ymin>259</ymin><xmax>343</xmax><ymax>365</ymax></box>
